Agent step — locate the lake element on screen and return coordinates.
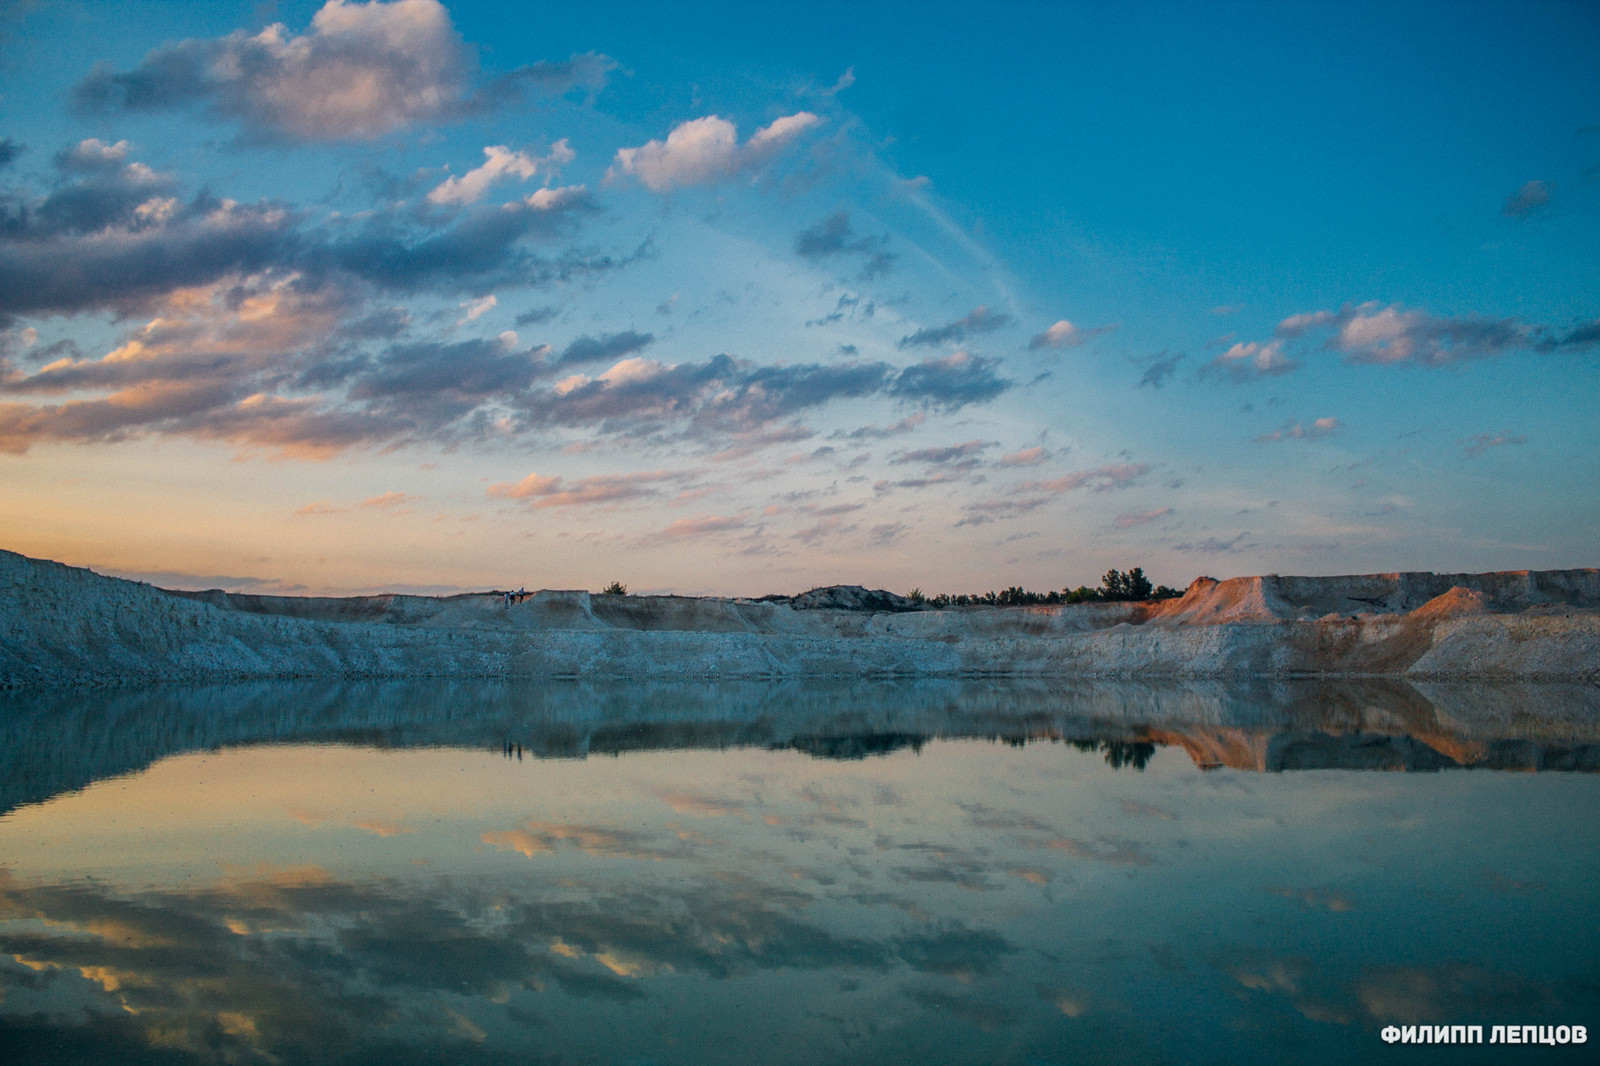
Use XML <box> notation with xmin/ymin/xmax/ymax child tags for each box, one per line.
<box><xmin>1</xmin><ymin>679</ymin><xmax>1596</xmax><ymax>1064</ymax></box>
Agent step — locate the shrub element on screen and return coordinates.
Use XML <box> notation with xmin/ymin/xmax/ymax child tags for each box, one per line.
<box><xmin>600</xmin><ymin>581</ymin><xmax>628</xmax><ymax>595</ymax></box>
<box><xmin>913</xmin><ymin>568</ymin><xmax>1184</xmax><ymax>608</ymax></box>
<box><xmin>1100</xmin><ymin>567</ymin><xmax>1153</xmax><ymax>601</ymax></box>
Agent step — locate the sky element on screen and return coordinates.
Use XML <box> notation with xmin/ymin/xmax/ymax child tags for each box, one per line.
<box><xmin>0</xmin><ymin>0</ymin><xmax>1596</xmax><ymax>596</ymax></box>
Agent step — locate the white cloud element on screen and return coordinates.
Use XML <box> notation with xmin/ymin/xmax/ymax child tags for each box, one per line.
<box><xmin>1029</xmin><ymin>320</ymin><xmax>1083</xmax><ymax>349</ymax></box>
<box><xmin>428</xmin><ymin>140</ymin><xmax>573</xmax><ymax>205</ymax></box>
<box><xmin>609</xmin><ymin>112</ymin><xmax>822</xmax><ymax>191</ymax></box>
<box><xmin>1206</xmin><ymin>339</ymin><xmax>1298</xmax><ymax>381</ymax></box>
<box><xmin>457</xmin><ymin>294</ymin><xmax>497</xmax><ymax>323</ymax></box>
<box><xmin>524</xmin><ymin>184</ymin><xmax>588</xmax><ymax>211</ymax></box>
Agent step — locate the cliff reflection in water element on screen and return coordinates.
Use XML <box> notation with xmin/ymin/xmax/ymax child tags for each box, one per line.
<box><xmin>0</xmin><ymin>680</ymin><xmax>1597</xmax><ymax>1065</ymax></box>
<box><xmin>1</xmin><ymin>677</ymin><xmax>1598</xmax><ymax>816</ymax></box>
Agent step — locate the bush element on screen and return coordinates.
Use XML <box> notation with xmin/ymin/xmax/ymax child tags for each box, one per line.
<box><xmin>600</xmin><ymin>581</ymin><xmax>627</xmax><ymax>595</ymax></box>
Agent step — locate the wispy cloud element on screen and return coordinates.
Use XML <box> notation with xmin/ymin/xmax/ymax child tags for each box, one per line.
<box><xmin>956</xmin><ymin>462</ymin><xmax>1147</xmax><ymax>525</ymax></box>
<box><xmin>793</xmin><ymin>210</ymin><xmax>894</xmax><ymax>278</ymax></box>
<box><xmin>1174</xmin><ymin>532</ymin><xmax>1250</xmax><ymax>553</ymax></box>
<box><xmin>997</xmin><ymin>446</ymin><xmax>1047</xmax><ymax>467</ymax></box>
<box><xmin>1502</xmin><ymin>180</ymin><xmax>1552</xmax><ymax>219</ymax></box>
<box><xmin>360</xmin><ymin>491</ymin><xmax>415</xmax><ymax>509</ymax></box>
<box><xmin>892</xmin><ymin>440</ymin><xmax>990</xmax><ymax>467</ymax></box>
<box><xmin>1135</xmin><ymin>351</ymin><xmax>1184</xmax><ymax>389</ymax></box>
<box><xmin>654</xmin><ymin>512</ymin><xmax>750</xmax><ymax>539</ymax></box>
<box><xmin>1113</xmin><ymin>507</ymin><xmax>1172</xmax><ymax>528</ymax></box>
<box><xmin>899</xmin><ymin>306</ymin><xmax>1011</xmax><ymax>349</ymax></box>
<box><xmin>1462</xmin><ymin>432</ymin><xmax>1528</xmax><ymax>457</ymax></box>
<box><xmin>487</xmin><ymin>469</ymin><xmax>691</xmax><ymax>507</ymax></box>
<box><xmin>1254</xmin><ymin>417</ymin><xmax>1342</xmax><ymax>443</ymax></box>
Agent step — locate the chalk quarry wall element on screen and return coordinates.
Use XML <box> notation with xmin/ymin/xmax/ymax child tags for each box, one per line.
<box><xmin>2</xmin><ymin>550</ymin><xmax>1597</xmax><ymax>687</ymax></box>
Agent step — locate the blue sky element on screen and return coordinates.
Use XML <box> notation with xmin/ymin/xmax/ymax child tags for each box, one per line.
<box><xmin>1</xmin><ymin>0</ymin><xmax>1596</xmax><ymax>595</ymax></box>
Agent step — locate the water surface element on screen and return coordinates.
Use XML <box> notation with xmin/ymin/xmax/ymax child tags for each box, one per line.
<box><xmin>1</xmin><ymin>680</ymin><xmax>1596</xmax><ymax>1064</ymax></box>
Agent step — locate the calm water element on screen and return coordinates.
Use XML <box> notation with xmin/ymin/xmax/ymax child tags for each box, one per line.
<box><xmin>0</xmin><ymin>680</ymin><xmax>1596</xmax><ymax>1064</ymax></box>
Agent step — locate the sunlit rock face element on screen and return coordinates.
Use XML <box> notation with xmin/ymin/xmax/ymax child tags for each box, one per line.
<box><xmin>2</xmin><ymin>549</ymin><xmax>1598</xmax><ymax>686</ymax></box>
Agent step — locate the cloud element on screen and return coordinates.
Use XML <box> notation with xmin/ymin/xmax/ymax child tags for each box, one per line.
<box><xmin>793</xmin><ymin>210</ymin><xmax>894</xmax><ymax>277</ymax></box>
<box><xmin>655</xmin><ymin>512</ymin><xmax>749</xmax><ymax>538</ymax></box>
<box><xmin>0</xmin><ymin>273</ymin><xmax>404</xmax><ymax>456</ymax></box>
<box><xmin>1204</xmin><ymin>339</ymin><xmax>1298</xmax><ymax>382</ymax></box>
<box><xmin>609</xmin><ymin>112</ymin><xmax>822</xmax><ymax>191</ymax></box>
<box><xmin>1014</xmin><ymin>463</ymin><xmax>1147</xmax><ymax>495</ymax></box>
<box><xmin>0</xmin><ymin>154</ymin><xmax>304</xmax><ymax>321</ymax></box>
<box><xmin>514</xmin><ymin>305</ymin><xmax>559</xmax><ymax>327</ymax></box>
<box><xmin>457</xmin><ymin>294</ymin><xmax>496</xmax><ymax>322</ymax></box>
<box><xmin>1532</xmin><ymin>318</ymin><xmax>1600</xmax><ymax>352</ymax></box>
<box><xmin>487</xmin><ymin>469</ymin><xmax>690</xmax><ymax>507</ymax></box>
<box><xmin>833</xmin><ymin>412</ymin><xmax>925</xmax><ymax>440</ymax></box>
<box><xmin>1113</xmin><ymin>507</ymin><xmax>1172</xmax><ymax>528</ymax></box>
<box><xmin>893</xmin><ymin>440</ymin><xmax>990</xmax><ymax>466</ymax></box>
<box><xmin>305</xmin><ymin>186</ymin><xmax>597</xmax><ymax>293</ymax></box>
<box><xmin>957</xmin><ymin>462</ymin><xmax>1147</xmax><ymax>524</ymax></box>
<box><xmin>1254</xmin><ymin>417</ymin><xmax>1343</xmax><ymax>443</ymax></box>
<box><xmin>342</xmin><ymin>334</ymin><xmax>546</xmax><ymax>423</ymax></box>
<box><xmin>998</xmin><ymin>446</ymin><xmax>1047</xmax><ymax>466</ymax></box>
<box><xmin>427</xmin><ymin>141</ymin><xmax>572</xmax><ymax>205</ymax></box>
<box><xmin>1135</xmin><ymin>351</ymin><xmax>1184</xmax><ymax>389</ymax></box>
<box><xmin>1275</xmin><ymin>310</ymin><xmax>1336</xmax><ymax>337</ymax></box>
<box><xmin>1502</xmin><ymin>180</ymin><xmax>1553</xmax><ymax>218</ymax></box>
<box><xmin>1174</xmin><ymin>532</ymin><xmax>1249</xmax><ymax>553</ymax></box>
<box><xmin>1027</xmin><ymin>319</ymin><xmax>1111</xmax><ymax>350</ymax></box>
<box><xmin>1257</xmin><ymin>302</ymin><xmax>1536</xmax><ymax>368</ymax></box>
<box><xmin>4</xmin><ymin>143</ymin><xmax>184</xmax><ymax>242</ymax></box>
<box><xmin>1462</xmin><ymin>432</ymin><xmax>1528</xmax><ymax>457</ymax></box>
<box><xmin>888</xmin><ymin>351</ymin><xmax>1011</xmax><ymax>408</ymax></box>
<box><xmin>555</xmin><ymin>330</ymin><xmax>654</xmax><ymax>368</ymax></box>
<box><xmin>1329</xmin><ymin>305</ymin><xmax>1524</xmax><ymax>366</ymax></box>
<box><xmin>71</xmin><ymin>0</ymin><xmax>612</xmax><ymax>142</ymax></box>
<box><xmin>791</xmin><ymin>515</ymin><xmax>858</xmax><ymax>545</ymax></box>
<box><xmin>899</xmin><ymin>306</ymin><xmax>1011</xmax><ymax>349</ymax></box>
<box><xmin>0</xmin><ymin>138</ymin><xmax>20</xmax><ymax>169</ymax></box>
<box><xmin>359</xmin><ymin>491</ymin><xmax>413</xmax><ymax>509</ymax></box>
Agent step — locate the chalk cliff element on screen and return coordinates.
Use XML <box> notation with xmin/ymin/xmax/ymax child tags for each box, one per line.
<box><xmin>2</xmin><ymin>549</ymin><xmax>1597</xmax><ymax>687</ymax></box>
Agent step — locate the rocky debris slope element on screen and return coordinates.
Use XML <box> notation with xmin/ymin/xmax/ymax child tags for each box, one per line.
<box><xmin>2</xmin><ymin>549</ymin><xmax>1597</xmax><ymax>687</ymax></box>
